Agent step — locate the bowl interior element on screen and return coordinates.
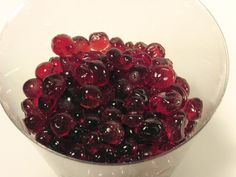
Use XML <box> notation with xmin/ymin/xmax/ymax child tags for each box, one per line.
<box><xmin>0</xmin><ymin>0</ymin><xmax>228</xmax><ymax>158</ymax></box>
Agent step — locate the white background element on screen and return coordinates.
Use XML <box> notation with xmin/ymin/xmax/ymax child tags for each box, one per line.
<box><xmin>0</xmin><ymin>0</ymin><xmax>235</xmax><ymax>177</ymax></box>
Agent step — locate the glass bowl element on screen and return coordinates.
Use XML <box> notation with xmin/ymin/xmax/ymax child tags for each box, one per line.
<box><xmin>0</xmin><ymin>0</ymin><xmax>229</xmax><ymax>177</ymax></box>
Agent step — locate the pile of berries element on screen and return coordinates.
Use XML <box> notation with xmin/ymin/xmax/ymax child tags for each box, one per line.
<box><xmin>22</xmin><ymin>32</ymin><xmax>203</xmax><ymax>163</ymax></box>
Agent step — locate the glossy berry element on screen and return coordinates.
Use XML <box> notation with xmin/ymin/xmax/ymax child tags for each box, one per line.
<box><xmin>127</xmin><ymin>65</ymin><xmax>149</xmax><ymax>87</ymax></box>
<box><xmin>24</xmin><ymin>114</ymin><xmax>46</xmax><ymax>134</ymax></box>
<box><xmin>149</xmin><ymin>90</ymin><xmax>183</xmax><ymax>115</ymax></box>
<box><xmin>60</xmin><ymin>56</ymin><xmax>82</xmax><ymax>76</ymax></box>
<box><xmin>149</xmin><ymin>65</ymin><xmax>176</xmax><ymax>89</ymax></box>
<box><xmin>134</xmin><ymin>42</ymin><xmax>147</xmax><ymax>51</ymax></box>
<box><xmin>82</xmin><ymin>115</ymin><xmax>101</xmax><ymax>130</ymax></box>
<box><xmin>92</xmin><ymin>144</ymin><xmax>117</xmax><ymax>163</ymax></box>
<box><xmin>79</xmin><ymin>85</ymin><xmax>103</xmax><ymax>109</ymax></box>
<box><xmin>50</xmin><ymin>113</ymin><xmax>76</xmax><ymax>138</ymax></box>
<box><xmin>115</xmin><ymin>79</ymin><xmax>133</xmax><ymax>99</ymax></box>
<box><xmin>35</xmin><ymin>62</ymin><xmax>54</xmax><ymax>79</ymax></box>
<box><xmin>125</xmin><ymin>42</ymin><xmax>134</xmax><ymax>49</ymax></box>
<box><xmin>98</xmin><ymin>121</ymin><xmax>124</xmax><ymax>145</ymax></box>
<box><xmin>106</xmin><ymin>48</ymin><xmax>122</xmax><ymax>65</ymax></box>
<box><xmin>38</xmin><ymin>96</ymin><xmax>56</xmax><ymax>114</ymax></box>
<box><xmin>184</xmin><ymin>98</ymin><xmax>203</xmax><ymax>121</ymax></box>
<box><xmin>68</xmin><ymin>144</ymin><xmax>87</xmax><ymax>160</ymax></box>
<box><xmin>51</xmin><ymin>34</ymin><xmax>75</xmax><ymax>57</ymax></box>
<box><xmin>109</xmin><ymin>99</ymin><xmax>126</xmax><ymax>113</ymax></box>
<box><xmin>36</xmin><ymin>129</ymin><xmax>53</xmax><ymax>147</ymax></box>
<box><xmin>133</xmin><ymin>53</ymin><xmax>151</xmax><ymax>66</ymax></box>
<box><xmin>23</xmin><ymin>78</ymin><xmax>42</xmax><ymax>98</ymax></box>
<box><xmin>50</xmin><ymin>57</ymin><xmax>64</xmax><ymax>73</ymax></box>
<box><xmin>110</xmin><ymin>37</ymin><xmax>125</xmax><ymax>51</ymax></box>
<box><xmin>145</xmin><ymin>43</ymin><xmax>165</xmax><ymax>58</ymax></box>
<box><xmin>122</xmin><ymin>112</ymin><xmax>143</xmax><ymax>128</ymax></box>
<box><xmin>100</xmin><ymin>84</ymin><xmax>115</xmax><ymax>105</ymax></box>
<box><xmin>89</xmin><ymin>32</ymin><xmax>110</xmax><ymax>51</ymax></box>
<box><xmin>100</xmin><ymin>56</ymin><xmax>114</xmax><ymax>71</ymax></box>
<box><xmin>185</xmin><ymin>121</ymin><xmax>197</xmax><ymax>135</ymax></box>
<box><xmin>125</xmin><ymin>96</ymin><xmax>146</xmax><ymax>113</ymax></box>
<box><xmin>101</xmin><ymin>107</ymin><xmax>123</xmax><ymax>122</ymax></box>
<box><xmin>83</xmin><ymin>132</ymin><xmax>101</xmax><ymax>145</ymax></box>
<box><xmin>42</xmin><ymin>74</ymin><xmax>66</xmax><ymax>97</ymax></box>
<box><xmin>117</xmin><ymin>139</ymin><xmax>138</xmax><ymax>156</ymax></box>
<box><xmin>81</xmin><ymin>51</ymin><xmax>104</xmax><ymax>61</ymax></box>
<box><xmin>138</xmin><ymin>118</ymin><xmax>163</xmax><ymax>141</ymax></box>
<box><xmin>175</xmin><ymin>76</ymin><xmax>190</xmax><ymax>96</ymax></box>
<box><xmin>73</xmin><ymin>36</ymin><xmax>90</xmax><ymax>53</ymax></box>
<box><xmin>116</xmin><ymin>55</ymin><xmax>133</xmax><ymax>70</ymax></box>
<box><xmin>152</xmin><ymin>57</ymin><xmax>173</xmax><ymax>67</ymax></box>
<box><xmin>75</xmin><ymin>63</ymin><xmax>95</xmax><ymax>86</ymax></box>
<box><xmin>21</xmin><ymin>98</ymin><xmax>38</xmax><ymax>116</ymax></box>
<box><xmin>133</xmin><ymin>88</ymin><xmax>149</xmax><ymax>103</ymax></box>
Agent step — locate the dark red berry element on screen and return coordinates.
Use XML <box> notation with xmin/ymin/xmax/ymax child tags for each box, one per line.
<box><xmin>101</xmin><ymin>107</ymin><xmax>123</xmax><ymax>122</ymax></box>
<box><xmin>133</xmin><ymin>53</ymin><xmax>151</xmax><ymax>66</ymax></box>
<box><xmin>100</xmin><ymin>84</ymin><xmax>115</xmax><ymax>105</ymax></box>
<box><xmin>24</xmin><ymin>115</ymin><xmax>46</xmax><ymax>134</ymax></box>
<box><xmin>106</xmin><ymin>48</ymin><xmax>122</xmax><ymax>66</ymax></box>
<box><xmin>23</xmin><ymin>78</ymin><xmax>42</xmax><ymax>98</ymax></box>
<box><xmin>50</xmin><ymin>57</ymin><xmax>64</xmax><ymax>73</ymax></box>
<box><xmin>110</xmin><ymin>37</ymin><xmax>125</xmax><ymax>51</ymax></box>
<box><xmin>125</xmin><ymin>96</ymin><xmax>146</xmax><ymax>113</ymax></box>
<box><xmin>117</xmin><ymin>139</ymin><xmax>138</xmax><ymax>157</ymax></box>
<box><xmin>79</xmin><ymin>85</ymin><xmax>103</xmax><ymax>109</ymax></box>
<box><xmin>75</xmin><ymin>63</ymin><xmax>95</xmax><ymax>86</ymax></box>
<box><xmin>68</xmin><ymin>144</ymin><xmax>87</xmax><ymax>160</ymax></box>
<box><xmin>82</xmin><ymin>115</ymin><xmax>101</xmax><ymax>130</ymax></box>
<box><xmin>38</xmin><ymin>95</ymin><xmax>56</xmax><ymax>114</ymax></box>
<box><xmin>50</xmin><ymin>113</ymin><xmax>76</xmax><ymax>138</ymax></box>
<box><xmin>115</xmin><ymin>79</ymin><xmax>133</xmax><ymax>99</ymax></box>
<box><xmin>100</xmin><ymin>56</ymin><xmax>114</xmax><ymax>71</ymax></box>
<box><xmin>89</xmin><ymin>32</ymin><xmax>110</xmax><ymax>51</ymax></box>
<box><xmin>184</xmin><ymin>98</ymin><xmax>203</xmax><ymax>121</ymax></box>
<box><xmin>98</xmin><ymin>121</ymin><xmax>124</xmax><ymax>145</ymax></box>
<box><xmin>152</xmin><ymin>57</ymin><xmax>173</xmax><ymax>67</ymax></box>
<box><xmin>81</xmin><ymin>51</ymin><xmax>104</xmax><ymax>61</ymax></box>
<box><xmin>133</xmin><ymin>88</ymin><xmax>149</xmax><ymax>103</ymax></box>
<box><xmin>73</xmin><ymin>36</ymin><xmax>90</xmax><ymax>53</ymax></box>
<box><xmin>42</xmin><ymin>74</ymin><xmax>66</xmax><ymax>97</ymax></box>
<box><xmin>51</xmin><ymin>34</ymin><xmax>75</xmax><ymax>57</ymax></box>
<box><xmin>134</xmin><ymin>42</ymin><xmax>147</xmax><ymax>51</ymax></box>
<box><xmin>185</xmin><ymin>120</ymin><xmax>197</xmax><ymax>135</ymax></box>
<box><xmin>149</xmin><ymin>65</ymin><xmax>176</xmax><ymax>89</ymax></box>
<box><xmin>92</xmin><ymin>144</ymin><xmax>117</xmax><ymax>163</ymax></box>
<box><xmin>123</xmin><ymin>49</ymin><xmax>142</xmax><ymax>57</ymax></box>
<box><xmin>116</xmin><ymin>55</ymin><xmax>133</xmax><ymax>70</ymax></box>
<box><xmin>145</xmin><ymin>43</ymin><xmax>165</xmax><ymax>58</ymax></box>
<box><xmin>149</xmin><ymin>90</ymin><xmax>183</xmax><ymax>115</ymax></box>
<box><xmin>125</xmin><ymin>42</ymin><xmax>134</xmax><ymax>49</ymax></box>
<box><xmin>110</xmin><ymin>69</ymin><xmax>127</xmax><ymax>83</ymax></box>
<box><xmin>109</xmin><ymin>99</ymin><xmax>126</xmax><ymax>113</ymax></box>
<box><xmin>35</xmin><ymin>62</ymin><xmax>54</xmax><ymax>79</ymax></box>
<box><xmin>21</xmin><ymin>98</ymin><xmax>38</xmax><ymax>116</ymax></box>
<box><xmin>137</xmin><ymin>118</ymin><xmax>163</xmax><ymax>141</ymax></box>
<box><xmin>175</xmin><ymin>76</ymin><xmax>190</xmax><ymax>96</ymax></box>
<box><xmin>127</xmin><ymin>65</ymin><xmax>150</xmax><ymax>87</ymax></box>
<box><xmin>122</xmin><ymin>112</ymin><xmax>143</xmax><ymax>128</ymax></box>
<box><xmin>36</xmin><ymin>129</ymin><xmax>53</xmax><ymax>147</ymax></box>
<box><xmin>83</xmin><ymin>132</ymin><xmax>101</xmax><ymax>145</ymax></box>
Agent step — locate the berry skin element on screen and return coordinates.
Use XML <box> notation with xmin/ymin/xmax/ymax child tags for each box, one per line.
<box><xmin>89</xmin><ymin>32</ymin><xmax>110</xmax><ymax>51</ymax></box>
<box><xmin>73</xmin><ymin>36</ymin><xmax>90</xmax><ymax>53</ymax></box>
<box><xmin>101</xmin><ymin>107</ymin><xmax>123</xmax><ymax>122</ymax></box>
<box><xmin>109</xmin><ymin>99</ymin><xmax>127</xmax><ymax>113</ymax></box>
<box><xmin>79</xmin><ymin>85</ymin><xmax>103</xmax><ymax>109</ymax></box>
<box><xmin>110</xmin><ymin>37</ymin><xmax>125</xmax><ymax>51</ymax></box>
<box><xmin>68</xmin><ymin>144</ymin><xmax>87</xmax><ymax>160</ymax></box>
<box><xmin>21</xmin><ymin>98</ymin><xmax>38</xmax><ymax>116</ymax></box>
<box><xmin>23</xmin><ymin>78</ymin><xmax>42</xmax><ymax>98</ymax></box>
<box><xmin>106</xmin><ymin>48</ymin><xmax>122</xmax><ymax>66</ymax></box>
<box><xmin>82</xmin><ymin>115</ymin><xmax>101</xmax><ymax>130</ymax></box>
<box><xmin>145</xmin><ymin>43</ymin><xmax>165</xmax><ymax>58</ymax></box>
<box><xmin>152</xmin><ymin>57</ymin><xmax>173</xmax><ymax>67</ymax></box>
<box><xmin>50</xmin><ymin>113</ymin><xmax>76</xmax><ymax>138</ymax></box>
<box><xmin>149</xmin><ymin>90</ymin><xmax>183</xmax><ymax>115</ymax></box>
<box><xmin>149</xmin><ymin>65</ymin><xmax>176</xmax><ymax>89</ymax></box>
<box><xmin>175</xmin><ymin>76</ymin><xmax>190</xmax><ymax>96</ymax></box>
<box><xmin>24</xmin><ymin>114</ymin><xmax>46</xmax><ymax>134</ymax></box>
<box><xmin>127</xmin><ymin>65</ymin><xmax>150</xmax><ymax>87</ymax></box>
<box><xmin>98</xmin><ymin>121</ymin><xmax>124</xmax><ymax>145</ymax></box>
<box><xmin>50</xmin><ymin>57</ymin><xmax>64</xmax><ymax>74</ymax></box>
<box><xmin>35</xmin><ymin>62</ymin><xmax>54</xmax><ymax>80</ymax></box>
<box><xmin>42</xmin><ymin>74</ymin><xmax>66</xmax><ymax>97</ymax></box>
<box><xmin>125</xmin><ymin>42</ymin><xmax>134</xmax><ymax>49</ymax></box>
<box><xmin>134</xmin><ymin>42</ymin><xmax>147</xmax><ymax>51</ymax></box>
<box><xmin>51</xmin><ymin>34</ymin><xmax>75</xmax><ymax>57</ymax></box>
<box><xmin>184</xmin><ymin>98</ymin><xmax>203</xmax><ymax>121</ymax></box>
<box><xmin>185</xmin><ymin>120</ymin><xmax>197</xmax><ymax>135</ymax></box>
<box><xmin>36</xmin><ymin>129</ymin><xmax>53</xmax><ymax>147</ymax></box>
<box><xmin>133</xmin><ymin>53</ymin><xmax>151</xmax><ymax>66</ymax></box>
<box><xmin>115</xmin><ymin>79</ymin><xmax>133</xmax><ymax>99</ymax></box>
<box><xmin>125</xmin><ymin>96</ymin><xmax>146</xmax><ymax>113</ymax></box>
<box><xmin>116</xmin><ymin>55</ymin><xmax>133</xmax><ymax>70</ymax></box>
<box><xmin>121</xmin><ymin>112</ymin><xmax>143</xmax><ymax>128</ymax></box>
<box><xmin>38</xmin><ymin>95</ymin><xmax>56</xmax><ymax>115</ymax></box>
<box><xmin>92</xmin><ymin>144</ymin><xmax>118</xmax><ymax>163</ymax></box>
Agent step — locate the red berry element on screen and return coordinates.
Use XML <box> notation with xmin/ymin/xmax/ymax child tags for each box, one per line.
<box><xmin>149</xmin><ymin>65</ymin><xmax>176</xmax><ymax>89</ymax></box>
<box><xmin>184</xmin><ymin>98</ymin><xmax>203</xmax><ymax>121</ymax></box>
<box><xmin>50</xmin><ymin>57</ymin><xmax>64</xmax><ymax>73</ymax></box>
<box><xmin>152</xmin><ymin>57</ymin><xmax>173</xmax><ymax>67</ymax></box>
<box><xmin>60</xmin><ymin>56</ymin><xmax>82</xmax><ymax>76</ymax></box>
<box><xmin>133</xmin><ymin>53</ymin><xmax>151</xmax><ymax>66</ymax></box>
<box><xmin>81</xmin><ymin>51</ymin><xmax>104</xmax><ymax>61</ymax></box>
<box><xmin>149</xmin><ymin>90</ymin><xmax>183</xmax><ymax>115</ymax></box>
<box><xmin>101</xmin><ymin>107</ymin><xmax>123</xmax><ymax>122</ymax></box>
<box><xmin>50</xmin><ymin>113</ymin><xmax>76</xmax><ymax>138</ymax></box>
<box><xmin>117</xmin><ymin>139</ymin><xmax>138</xmax><ymax>157</ymax></box>
<box><xmin>134</xmin><ymin>42</ymin><xmax>147</xmax><ymax>51</ymax></box>
<box><xmin>110</xmin><ymin>37</ymin><xmax>125</xmax><ymax>51</ymax></box>
<box><xmin>21</xmin><ymin>98</ymin><xmax>37</xmax><ymax>116</ymax></box>
<box><xmin>185</xmin><ymin>120</ymin><xmax>197</xmax><ymax>136</ymax></box>
<box><xmin>68</xmin><ymin>144</ymin><xmax>87</xmax><ymax>160</ymax></box>
<box><xmin>35</xmin><ymin>62</ymin><xmax>54</xmax><ymax>79</ymax></box>
<box><xmin>73</xmin><ymin>36</ymin><xmax>90</xmax><ymax>53</ymax></box>
<box><xmin>125</xmin><ymin>42</ymin><xmax>134</xmax><ymax>49</ymax></box>
<box><xmin>116</xmin><ymin>55</ymin><xmax>133</xmax><ymax>70</ymax></box>
<box><xmin>125</xmin><ymin>96</ymin><xmax>146</xmax><ymax>113</ymax></box>
<box><xmin>38</xmin><ymin>95</ymin><xmax>56</xmax><ymax>115</ymax></box>
<box><xmin>91</xmin><ymin>144</ymin><xmax>117</xmax><ymax>163</ymax></box>
<box><xmin>121</xmin><ymin>112</ymin><xmax>143</xmax><ymax>128</ymax></box>
<box><xmin>23</xmin><ymin>78</ymin><xmax>42</xmax><ymax>98</ymax></box>
<box><xmin>89</xmin><ymin>32</ymin><xmax>110</xmax><ymax>51</ymax></box>
<box><xmin>98</xmin><ymin>121</ymin><xmax>124</xmax><ymax>145</ymax></box>
<box><xmin>36</xmin><ymin>129</ymin><xmax>53</xmax><ymax>147</ymax></box>
<box><xmin>51</xmin><ymin>34</ymin><xmax>75</xmax><ymax>57</ymax></box>
<box><xmin>42</xmin><ymin>74</ymin><xmax>66</xmax><ymax>97</ymax></box>
<box><xmin>79</xmin><ymin>85</ymin><xmax>103</xmax><ymax>109</ymax></box>
<box><xmin>123</xmin><ymin>49</ymin><xmax>142</xmax><ymax>57</ymax></box>
<box><xmin>83</xmin><ymin>132</ymin><xmax>101</xmax><ymax>145</ymax></box>
<box><xmin>175</xmin><ymin>76</ymin><xmax>190</xmax><ymax>96</ymax></box>
<box><xmin>145</xmin><ymin>43</ymin><xmax>165</xmax><ymax>58</ymax></box>
<box><xmin>24</xmin><ymin>114</ymin><xmax>46</xmax><ymax>134</ymax></box>
<box><xmin>127</xmin><ymin>65</ymin><xmax>150</xmax><ymax>87</ymax></box>
<box><xmin>115</xmin><ymin>79</ymin><xmax>133</xmax><ymax>99</ymax></box>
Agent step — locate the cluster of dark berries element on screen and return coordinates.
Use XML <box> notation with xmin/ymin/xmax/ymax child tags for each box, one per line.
<box><xmin>22</xmin><ymin>32</ymin><xmax>203</xmax><ymax>163</ymax></box>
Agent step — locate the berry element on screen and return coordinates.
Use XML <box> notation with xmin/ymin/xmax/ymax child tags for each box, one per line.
<box><xmin>73</xmin><ymin>36</ymin><xmax>90</xmax><ymax>53</ymax></box>
<box><xmin>24</xmin><ymin>114</ymin><xmax>46</xmax><ymax>134</ymax></box>
<box><xmin>133</xmin><ymin>53</ymin><xmax>151</xmax><ymax>66</ymax></box>
<box><xmin>83</xmin><ymin>132</ymin><xmax>101</xmax><ymax>145</ymax></box>
<box><xmin>175</xmin><ymin>76</ymin><xmax>190</xmax><ymax>96</ymax></box>
<box><xmin>21</xmin><ymin>98</ymin><xmax>38</xmax><ymax>116</ymax></box>
<box><xmin>81</xmin><ymin>51</ymin><xmax>104</xmax><ymax>61</ymax></box>
<box><xmin>115</xmin><ymin>79</ymin><xmax>133</xmax><ymax>99</ymax></box>
<box><xmin>50</xmin><ymin>113</ymin><xmax>76</xmax><ymax>138</ymax></box>
<box><xmin>145</xmin><ymin>43</ymin><xmax>165</xmax><ymax>58</ymax></box>
<box><xmin>92</xmin><ymin>144</ymin><xmax>117</xmax><ymax>163</ymax></box>
<box><xmin>184</xmin><ymin>98</ymin><xmax>203</xmax><ymax>121</ymax></box>
<box><xmin>100</xmin><ymin>84</ymin><xmax>115</xmax><ymax>105</ymax></box>
<box><xmin>89</xmin><ymin>32</ymin><xmax>110</xmax><ymax>51</ymax></box>
<box><xmin>68</xmin><ymin>144</ymin><xmax>87</xmax><ymax>160</ymax></box>
<box><xmin>42</xmin><ymin>74</ymin><xmax>66</xmax><ymax>97</ymax></box>
<box><xmin>109</xmin><ymin>99</ymin><xmax>126</xmax><ymax>113</ymax></box>
<box><xmin>98</xmin><ymin>121</ymin><xmax>124</xmax><ymax>145</ymax></box>
<box><xmin>125</xmin><ymin>42</ymin><xmax>134</xmax><ymax>49</ymax></box>
<box><xmin>35</xmin><ymin>62</ymin><xmax>54</xmax><ymax>79</ymax></box>
<box><xmin>36</xmin><ymin>129</ymin><xmax>53</xmax><ymax>147</ymax></box>
<box><xmin>101</xmin><ymin>107</ymin><xmax>123</xmax><ymax>122</ymax></box>
<box><xmin>125</xmin><ymin>96</ymin><xmax>146</xmax><ymax>113</ymax></box>
<box><xmin>50</xmin><ymin>57</ymin><xmax>64</xmax><ymax>73</ymax></box>
<box><xmin>127</xmin><ymin>65</ymin><xmax>150</xmax><ymax>87</ymax></box>
<box><xmin>51</xmin><ymin>34</ymin><xmax>75</xmax><ymax>57</ymax></box>
<box><xmin>149</xmin><ymin>90</ymin><xmax>183</xmax><ymax>115</ymax></box>
<box><xmin>79</xmin><ymin>85</ymin><xmax>103</xmax><ymax>109</ymax></box>
<box><xmin>82</xmin><ymin>115</ymin><xmax>101</xmax><ymax>130</ymax></box>
<box><xmin>106</xmin><ymin>48</ymin><xmax>122</xmax><ymax>66</ymax></box>
<box><xmin>134</xmin><ymin>42</ymin><xmax>147</xmax><ymax>51</ymax></box>
<box><xmin>110</xmin><ymin>37</ymin><xmax>125</xmax><ymax>51</ymax></box>
<box><xmin>116</xmin><ymin>55</ymin><xmax>133</xmax><ymax>70</ymax></box>
<box><xmin>152</xmin><ymin>57</ymin><xmax>173</xmax><ymax>67</ymax></box>
<box><xmin>121</xmin><ymin>112</ymin><xmax>143</xmax><ymax>128</ymax></box>
<box><xmin>23</xmin><ymin>78</ymin><xmax>42</xmax><ymax>98</ymax></box>
<box><xmin>60</xmin><ymin>56</ymin><xmax>82</xmax><ymax>76</ymax></box>
<box><xmin>149</xmin><ymin>65</ymin><xmax>176</xmax><ymax>89</ymax></box>
<box><xmin>38</xmin><ymin>95</ymin><xmax>56</xmax><ymax>114</ymax></box>
<box><xmin>117</xmin><ymin>139</ymin><xmax>138</xmax><ymax>157</ymax></box>
<box><xmin>133</xmin><ymin>88</ymin><xmax>149</xmax><ymax>103</ymax></box>
<box><xmin>185</xmin><ymin>121</ymin><xmax>197</xmax><ymax>135</ymax></box>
